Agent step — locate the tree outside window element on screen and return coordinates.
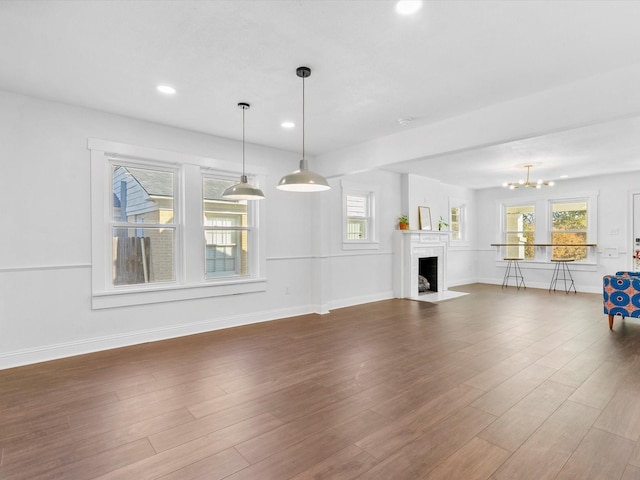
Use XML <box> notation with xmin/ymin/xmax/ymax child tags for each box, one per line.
<box><xmin>551</xmin><ymin>201</ymin><xmax>588</xmax><ymax>260</ymax></box>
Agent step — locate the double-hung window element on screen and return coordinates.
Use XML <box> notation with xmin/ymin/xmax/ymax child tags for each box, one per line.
<box><xmin>450</xmin><ymin>206</ymin><xmax>462</xmax><ymax>240</ymax></box>
<box><xmin>504</xmin><ymin>204</ymin><xmax>535</xmax><ymax>260</ymax></box>
<box><xmin>111</xmin><ymin>164</ymin><xmax>177</xmax><ymax>286</ymax></box>
<box><xmin>90</xmin><ymin>139</ymin><xmax>266</xmax><ymax>309</ymax></box>
<box><xmin>346</xmin><ymin>194</ymin><xmax>370</xmax><ymax>241</ymax></box>
<box><xmin>203</xmin><ymin>175</ymin><xmax>250</xmax><ymax>278</ymax></box>
<box><xmin>500</xmin><ymin>193</ymin><xmax>597</xmax><ymax>264</ymax></box>
<box><xmin>550</xmin><ymin>200</ymin><xmax>588</xmax><ymax>261</ymax></box>
<box><xmin>341</xmin><ymin>181</ymin><xmax>378</xmax><ymax>250</ymax></box>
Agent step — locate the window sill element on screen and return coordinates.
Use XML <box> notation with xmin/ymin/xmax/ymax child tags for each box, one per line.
<box><xmin>92</xmin><ymin>278</ymin><xmax>267</xmax><ymax>309</ymax></box>
<box><xmin>342</xmin><ymin>241</ymin><xmax>380</xmax><ymax>251</ymax></box>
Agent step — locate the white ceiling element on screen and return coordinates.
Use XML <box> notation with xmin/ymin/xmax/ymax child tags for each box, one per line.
<box><xmin>2</xmin><ymin>0</ymin><xmax>640</xmax><ymax>188</ymax></box>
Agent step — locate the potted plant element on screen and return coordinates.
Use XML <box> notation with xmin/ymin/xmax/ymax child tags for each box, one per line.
<box><xmin>438</xmin><ymin>216</ymin><xmax>449</xmax><ymax>231</ymax></box>
<box><xmin>398</xmin><ymin>214</ymin><xmax>409</xmax><ymax>230</ymax></box>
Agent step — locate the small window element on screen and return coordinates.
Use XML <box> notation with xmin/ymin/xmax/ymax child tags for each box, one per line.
<box><xmin>504</xmin><ymin>205</ymin><xmax>535</xmax><ymax>259</ymax></box>
<box><xmin>346</xmin><ymin>194</ymin><xmax>369</xmax><ymax>240</ymax></box>
<box><xmin>551</xmin><ymin>200</ymin><xmax>588</xmax><ymax>261</ymax></box>
<box><xmin>341</xmin><ymin>181</ymin><xmax>378</xmax><ymax>250</ymax></box>
<box><xmin>450</xmin><ymin>206</ymin><xmax>462</xmax><ymax>240</ymax></box>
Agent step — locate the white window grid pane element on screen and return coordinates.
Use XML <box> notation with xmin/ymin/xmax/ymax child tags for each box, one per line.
<box><xmin>112</xmin><ymin>165</ymin><xmax>175</xmax><ymax>225</ymax></box>
<box><xmin>347</xmin><ymin>218</ymin><xmax>367</xmax><ymax>240</ymax></box>
<box><xmin>112</xmin><ymin>226</ymin><xmax>176</xmax><ymax>285</ymax></box>
<box><xmin>204</xmin><ymin>229</ymin><xmax>248</xmax><ymax>277</ymax></box>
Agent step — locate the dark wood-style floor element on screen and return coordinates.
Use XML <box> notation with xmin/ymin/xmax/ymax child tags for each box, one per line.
<box><xmin>2</xmin><ymin>283</ymin><xmax>640</xmax><ymax>479</ymax></box>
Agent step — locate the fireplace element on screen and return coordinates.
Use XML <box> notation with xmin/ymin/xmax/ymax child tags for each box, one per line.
<box><xmin>394</xmin><ymin>230</ymin><xmax>449</xmax><ymax>299</ymax></box>
<box><xmin>419</xmin><ymin>256</ymin><xmax>438</xmax><ymax>293</ymax></box>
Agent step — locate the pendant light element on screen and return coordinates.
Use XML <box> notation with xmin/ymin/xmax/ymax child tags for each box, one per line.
<box><xmin>222</xmin><ymin>102</ymin><xmax>265</xmax><ymax>200</ymax></box>
<box><xmin>277</xmin><ymin>66</ymin><xmax>330</xmax><ymax>192</ymax></box>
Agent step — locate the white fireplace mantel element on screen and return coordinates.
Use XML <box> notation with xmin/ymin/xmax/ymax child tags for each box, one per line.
<box><xmin>394</xmin><ymin>230</ymin><xmax>450</xmax><ymax>299</ymax></box>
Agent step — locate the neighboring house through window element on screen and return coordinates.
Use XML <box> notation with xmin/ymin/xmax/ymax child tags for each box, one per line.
<box><xmin>90</xmin><ymin>138</ymin><xmax>266</xmax><ymax>309</ymax></box>
<box><xmin>203</xmin><ymin>175</ymin><xmax>250</xmax><ymax>278</ymax></box>
<box><xmin>112</xmin><ymin>164</ymin><xmax>176</xmax><ymax>285</ymax></box>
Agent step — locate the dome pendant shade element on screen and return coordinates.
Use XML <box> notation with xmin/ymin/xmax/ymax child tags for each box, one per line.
<box><xmin>277</xmin><ymin>66</ymin><xmax>330</xmax><ymax>193</ymax></box>
<box><xmin>277</xmin><ymin>159</ymin><xmax>330</xmax><ymax>192</ymax></box>
<box><xmin>222</xmin><ymin>102</ymin><xmax>265</xmax><ymax>200</ymax></box>
<box><xmin>222</xmin><ymin>175</ymin><xmax>265</xmax><ymax>199</ymax></box>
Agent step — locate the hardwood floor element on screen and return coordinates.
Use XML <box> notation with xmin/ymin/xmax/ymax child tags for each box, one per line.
<box><xmin>2</xmin><ymin>283</ymin><xmax>640</xmax><ymax>479</ymax></box>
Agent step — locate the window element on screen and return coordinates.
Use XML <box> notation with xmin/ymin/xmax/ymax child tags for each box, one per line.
<box><xmin>341</xmin><ymin>181</ymin><xmax>378</xmax><ymax>250</ymax></box>
<box><xmin>203</xmin><ymin>175</ymin><xmax>249</xmax><ymax>278</ymax></box>
<box><xmin>450</xmin><ymin>206</ymin><xmax>461</xmax><ymax>240</ymax></box>
<box><xmin>551</xmin><ymin>200</ymin><xmax>588</xmax><ymax>261</ymax></box>
<box><xmin>500</xmin><ymin>192</ymin><xmax>597</xmax><ymax>265</ymax></box>
<box><xmin>504</xmin><ymin>205</ymin><xmax>535</xmax><ymax>259</ymax></box>
<box><xmin>346</xmin><ymin>194</ymin><xmax>369</xmax><ymax>240</ymax></box>
<box><xmin>90</xmin><ymin>139</ymin><xmax>266</xmax><ymax>309</ymax></box>
<box><xmin>112</xmin><ymin>164</ymin><xmax>176</xmax><ymax>286</ymax></box>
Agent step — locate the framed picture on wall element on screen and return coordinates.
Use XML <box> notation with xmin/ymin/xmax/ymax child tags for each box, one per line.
<box><xmin>419</xmin><ymin>206</ymin><xmax>432</xmax><ymax>230</ymax></box>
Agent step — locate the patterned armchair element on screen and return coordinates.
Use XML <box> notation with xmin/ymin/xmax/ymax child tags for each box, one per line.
<box><xmin>603</xmin><ymin>271</ymin><xmax>640</xmax><ymax>329</ymax></box>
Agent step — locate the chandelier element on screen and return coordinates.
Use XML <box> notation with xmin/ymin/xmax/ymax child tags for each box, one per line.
<box><xmin>503</xmin><ymin>164</ymin><xmax>554</xmax><ymax>190</ymax></box>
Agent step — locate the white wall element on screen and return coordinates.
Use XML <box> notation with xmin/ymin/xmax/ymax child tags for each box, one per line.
<box><xmin>322</xmin><ymin>170</ymin><xmax>402</xmax><ymax>310</ymax></box>
<box><xmin>475</xmin><ymin>171</ymin><xmax>640</xmax><ymax>292</ymax></box>
<box><xmin>405</xmin><ymin>174</ymin><xmax>478</xmax><ymax>287</ymax></box>
<box><xmin>0</xmin><ymin>90</ymin><xmax>401</xmax><ymax>369</ymax></box>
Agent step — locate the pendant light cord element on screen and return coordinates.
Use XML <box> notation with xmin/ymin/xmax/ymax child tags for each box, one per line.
<box><xmin>242</xmin><ymin>106</ymin><xmax>246</xmax><ymax>177</ymax></box>
<box><xmin>302</xmin><ymin>74</ymin><xmax>305</xmax><ymax>160</ymax></box>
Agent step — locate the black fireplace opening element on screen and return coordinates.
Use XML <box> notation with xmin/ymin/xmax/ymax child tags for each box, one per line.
<box><xmin>418</xmin><ymin>257</ymin><xmax>438</xmax><ymax>293</ymax></box>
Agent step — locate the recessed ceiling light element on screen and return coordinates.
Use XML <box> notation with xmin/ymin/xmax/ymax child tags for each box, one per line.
<box><xmin>395</xmin><ymin>0</ymin><xmax>423</xmax><ymax>15</ymax></box>
<box><xmin>281</xmin><ymin>121</ymin><xmax>295</xmax><ymax>129</ymax></box>
<box><xmin>156</xmin><ymin>85</ymin><xmax>176</xmax><ymax>95</ymax></box>
<box><xmin>560</xmin><ymin>174</ymin><xmax>569</xmax><ymax>178</ymax></box>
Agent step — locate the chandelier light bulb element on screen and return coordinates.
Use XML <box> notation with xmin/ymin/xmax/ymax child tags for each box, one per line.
<box><xmin>504</xmin><ymin>164</ymin><xmax>555</xmax><ymax>190</ymax></box>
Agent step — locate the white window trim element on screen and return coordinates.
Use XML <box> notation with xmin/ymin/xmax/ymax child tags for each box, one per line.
<box><xmin>498</xmin><ymin>190</ymin><xmax>598</xmax><ymax>265</ymax></box>
<box><xmin>341</xmin><ymin>180</ymin><xmax>379</xmax><ymax>250</ymax></box>
<box><xmin>89</xmin><ymin>138</ymin><xmax>267</xmax><ymax>309</ymax></box>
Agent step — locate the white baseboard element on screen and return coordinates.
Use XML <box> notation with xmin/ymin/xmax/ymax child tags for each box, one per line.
<box><xmin>0</xmin><ymin>305</ymin><xmax>315</xmax><ymax>370</ymax></box>
<box><xmin>448</xmin><ymin>277</ymin><xmax>476</xmax><ymax>288</ymax></box>
<box><xmin>327</xmin><ymin>290</ymin><xmax>395</xmax><ymax>311</ymax></box>
<box><xmin>475</xmin><ymin>277</ymin><xmax>601</xmax><ymax>294</ymax></box>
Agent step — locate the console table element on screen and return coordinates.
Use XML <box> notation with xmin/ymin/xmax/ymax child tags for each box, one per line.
<box><xmin>490</xmin><ymin>243</ymin><xmax>597</xmax><ymax>247</ymax></box>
